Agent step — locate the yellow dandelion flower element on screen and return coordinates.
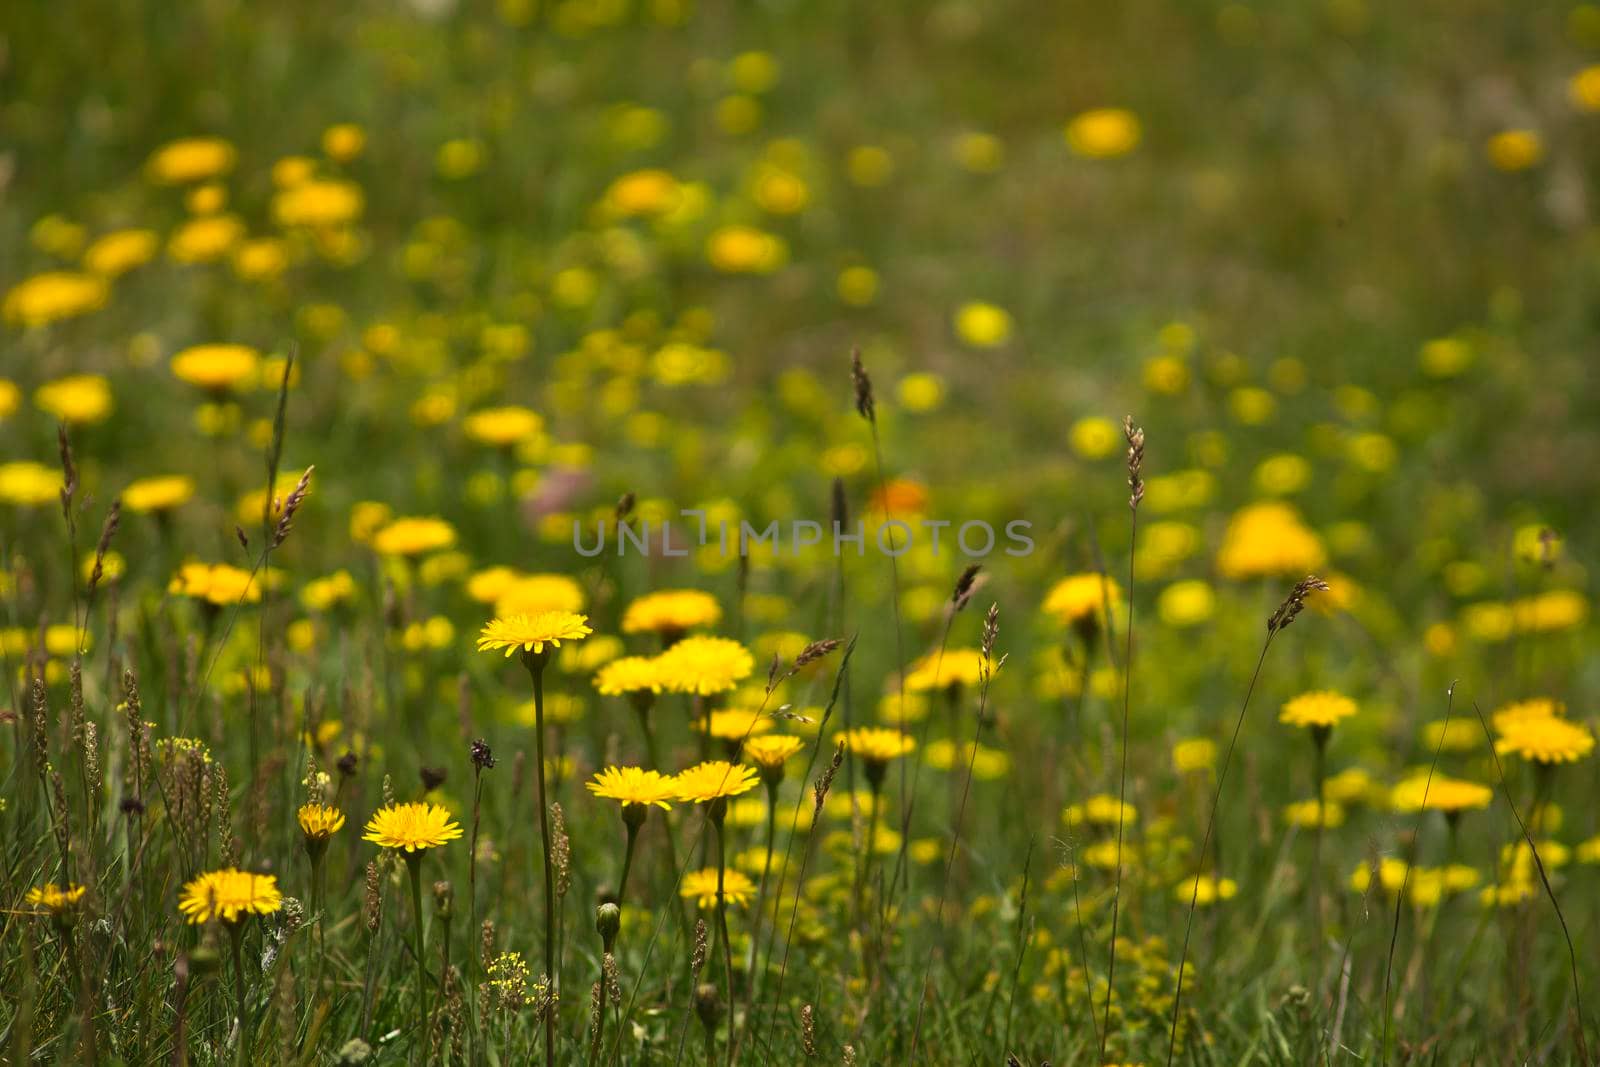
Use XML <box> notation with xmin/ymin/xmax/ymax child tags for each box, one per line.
<box><xmin>178</xmin><ymin>868</ymin><xmax>282</xmax><ymax>924</ymax></box>
<box><xmin>123</xmin><ymin>475</ymin><xmax>196</xmax><ymax>514</ymax></box>
<box><xmin>837</xmin><ymin>727</ymin><xmax>915</xmax><ymax>766</ymax></box>
<box><xmin>1175</xmin><ymin>874</ymin><xmax>1237</xmax><ymax>906</ymax></box>
<box><xmin>167</xmin><ymin>214</ymin><xmax>246</xmax><ymax>263</ymax></box>
<box><xmin>171</xmin><ymin>343</ymin><xmax>260</xmax><ymax>392</ymax></box>
<box><xmin>82</xmin><ymin>229</ymin><xmax>159</xmax><ymax>277</ymax></box>
<box><xmin>705</xmin><ymin>225</ymin><xmax>786</xmax><ymax>274</ymax></box>
<box><xmin>1283</xmin><ymin>799</ymin><xmax>1344</xmax><ymax>828</ymax></box>
<box><xmin>25</xmin><ymin>883</ymin><xmax>87</xmax><ymax>914</ymax></box>
<box><xmin>680</xmin><ymin>867</ymin><xmax>755</xmax><ymax>909</ymax></box>
<box><xmin>1496</xmin><ymin>715</ymin><xmax>1594</xmax><ymax>765</ymax></box>
<box><xmin>743</xmin><ymin>734</ymin><xmax>805</xmax><ymax>772</ymax></box>
<box><xmin>1279</xmin><ymin>690</ymin><xmax>1358</xmax><ymax>731</ymax></box>
<box><xmin>1063</xmin><ymin>794</ymin><xmax>1137</xmax><ymax>828</ymax></box>
<box><xmin>297</xmin><ymin>802</ymin><xmax>346</xmax><ymax>841</ymax></box>
<box><xmin>1390</xmin><ymin>775</ymin><xmax>1492</xmax><ymax>815</ymax></box>
<box><xmin>169</xmin><ymin>562</ymin><xmax>260</xmax><ymax>606</ymax></box>
<box><xmin>477</xmin><ymin>611</ymin><xmax>593</xmax><ymax>659</ymax></box>
<box><xmin>953</xmin><ymin>301</ymin><xmax>1013</xmax><ymax>348</ymax></box>
<box><xmin>586</xmin><ymin>766</ymin><xmax>677</xmax><ymax>811</ymax></box>
<box><xmin>362</xmin><ymin>802</ymin><xmax>463</xmax><ymax>853</ymax></box>
<box><xmin>146</xmin><ymin>137</ymin><xmax>236</xmax><ymax>184</ymax></box>
<box><xmin>462</xmin><ymin>405</ymin><xmax>543</xmax><ymax>448</ymax></box>
<box><xmin>493</xmin><ymin>574</ymin><xmax>585</xmax><ymax>617</ymax></box>
<box><xmin>273</xmin><ymin>179</ymin><xmax>364</xmax><ymax>228</ymax></box>
<box><xmin>465</xmin><ymin>566</ymin><xmax>523</xmax><ymax>604</ymax></box>
<box><xmin>655</xmin><ymin>635</ymin><xmax>753</xmax><ymax>696</ymax></box>
<box><xmin>594</xmin><ymin>656</ymin><xmax>664</xmax><ymax>697</ymax></box>
<box><xmin>1172</xmin><ymin>738</ymin><xmax>1217</xmax><ymax>775</ymax></box>
<box><xmin>1486</xmin><ymin>129</ymin><xmax>1543</xmax><ymax>172</ymax></box>
<box><xmin>1491</xmin><ymin>697</ymin><xmax>1564</xmax><ymax>733</ymax></box>
<box><xmin>902</xmin><ymin>648</ymin><xmax>987</xmax><ymax>692</ymax></box>
<box><xmin>35</xmin><ymin>374</ymin><xmax>113</xmax><ymax>425</ymax></box>
<box><xmin>673</xmin><ymin>760</ymin><xmax>762</xmax><ymax>803</ymax></box>
<box><xmin>1042</xmin><ymin>574</ymin><xmax>1119</xmax><ymax>628</ymax></box>
<box><xmin>0</xmin><ymin>462</ymin><xmax>66</xmax><ymax>507</ymax></box>
<box><xmin>621</xmin><ymin>589</ymin><xmax>722</xmax><ymax>636</ymax></box>
<box><xmin>371</xmin><ymin>516</ymin><xmax>457</xmax><ymax>557</ymax></box>
<box><xmin>1065</xmin><ymin>107</ymin><xmax>1141</xmax><ymax>158</ymax></box>
<box><xmin>1216</xmin><ymin>502</ymin><xmax>1326</xmax><ymax>580</ymax></box>
<box><xmin>4</xmin><ymin>272</ymin><xmax>110</xmax><ymax>328</ymax></box>
<box><xmin>322</xmin><ymin>123</ymin><xmax>366</xmax><ymax>161</ymax></box>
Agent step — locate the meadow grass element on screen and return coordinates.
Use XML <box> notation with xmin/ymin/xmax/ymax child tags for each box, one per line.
<box><xmin>4</xmin><ymin>1</ymin><xmax>1600</xmax><ymax>1063</ymax></box>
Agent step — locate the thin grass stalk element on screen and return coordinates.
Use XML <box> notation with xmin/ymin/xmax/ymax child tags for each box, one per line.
<box><xmin>1469</xmin><ymin>699</ymin><xmax>1588</xmax><ymax>1056</ymax></box>
<box><xmin>713</xmin><ymin>813</ymin><xmax>736</xmax><ymax>1067</ymax></box>
<box><xmin>1102</xmin><ymin>416</ymin><xmax>1143</xmax><ymax>1060</ymax></box>
<box><xmin>406</xmin><ymin>854</ymin><xmax>429</xmax><ymax>1061</ymax></box>
<box><xmin>999</xmin><ymin>837</ymin><xmax>1036</xmax><ymax>1059</ymax></box>
<box><xmin>909</xmin><ymin>603</ymin><xmax>1001</xmax><ymax>1060</ymax></box>
<box><xmin>1381</xmin><ymin>682</ymin><xmax>1457</xmax><ymax>1063</ymax></box>
<box><xmin>1165</xmin><ymin>575</ymin><xmax>1325</xmax><ymax>1066</ymax></box>
<box><xmin>525</xmin><ymin>656</ymin><xmax>558</xmax><ymax>1067</ymax></box>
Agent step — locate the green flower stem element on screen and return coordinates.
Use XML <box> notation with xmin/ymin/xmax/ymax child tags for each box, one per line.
<box><xmin>712</xmin><ymin>807</ymin><xmax>735</xmax><ymax>1067</ymax></box>
<box><xmin>406</xmin><ymin>852</ymin><xmax>429</xmax><ymax>1060</ymax></box>
<box><xmin>525</xmin><ymin>653</ymin><xmax>558</xmax><ymax>1067</ymax></box>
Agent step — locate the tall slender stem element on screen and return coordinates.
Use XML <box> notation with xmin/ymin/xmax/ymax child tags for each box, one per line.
<box><xmin>617</xmin><ymin>818</ymin><xmax>640</xmax><ymax>904</ymax></box>
<box><xmin>228</xmin><ymin>923</ymin><xmax>249</xmax><ymax>1065</ymax></box>
<box><xmin>713</xmin><ymin>816</ymin><xmax>735</xmax><ymax>1067</ymax></box>
<box><xmin>529</xmin><ymin>658</ymin><xmax>558</xmax><ymax>1067</ymax></box>
<box><xmin>407</xmin><ymin>854</ymin><xmax>429</xmax><ymax>1061</ymax></box>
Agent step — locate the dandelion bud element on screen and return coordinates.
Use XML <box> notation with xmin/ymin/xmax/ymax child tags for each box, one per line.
<box><xmin>694</xmin><ymin>982</ymin><xmax>723</xmax><ymax>1030</ymax></box>
<box><xmin>595</xmin><ymin>902</ymin><xmax>621</xmax><ymax>952</ymax></box>
<box><xmin>432</xmin><ymin>880</ymin><xmax>454</xmax><ymax>920</ymax></box>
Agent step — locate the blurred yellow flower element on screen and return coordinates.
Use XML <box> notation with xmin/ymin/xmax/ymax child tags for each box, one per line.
<box><xmin>178</xmin><ymin>868</ymin><xmax>281</xmax><ymax>924</ymax></box>
<box><xmin>622</xmin><ymin>589</ymin><xmax>721</xmax><ymax>636</ymax></box>
<box><xmin>706</xmin><ymin>225</ymin><xmax>786</xmax><ymax>273</ymax></box>
<box><xmin>371</xmin><ymin>516</ymin><xmax>456</xmax><ymax>557</ymax></box>
<box><xmin>896</xmin><ymin>372</ymin><xmax>944</xmax><ymax>412</ymax></box>
<box><xmin>605</xmin><ymin>169</ymin><xmax>682</xmax><ymax>217</ymax></box>
<box><xmin>1280</xmin><ymin>690</ymin><xmax>1357</xmax><ymax>731</ymax></box>
<box><xmin>1042</xmin><ymin>574</ymin><xmax>1118</xmax><ymax>628</ymax></box>
<box><xmin>825</xmin><ymin>265</ymin><xmax>875</xmax><ymax>307</ymax></box>
<box><xmin>0</xmin><ymin>462</ymin><xmax>64</xmax><ymax>507</ymax></box>
<box><xmin>168</xmin><ymin>215</ymin><xmax>245</xmax><ymax>263</ymax></box>
<box><xmin>1064</xmin><ymin>108</ymin><xmax>1141</xmax><ymax>159</ymax></box>
<box><xmin>4</xmin><ymin>272</ymin><xmax>108</xmax><ymax>328</ymax></box>
<box><xmin>1485</xmin><ymin>129</ymin><xmax>1543</xmax><ymax>171</ymax></box>
<box><xmin>169</xmin><ymin>562</ymin><xmax>260</xmax><ymax>606</ymax></box>
<box><xmin>35</xmin><ymin>374</ymin><xmax>113</xmax><ymax>424</ymax></box>
<box><xmin>1158</xmin><ymin>579</ymin><xmax>1215</xmax><ymax>627</ymax></box>
<box><xmin>82</xmin><ymin>229</ymin><xmax>158</xmax><ymax>277</ymax></box>
<box><xmin>146</xmin><ymin>137</ymin><xmax>237</xmax><ymax>185</ymax></box>
<box><xmin>463</xmin><ymin>405</ymin><xmax>543</xmax><ymax>448</ymax></box>
<box><xmin>123</xmin><ymin>475</ymin><xmax>196</xmax><ymax>514</ymax></box>
<box><xmin>1216</xmin><ymin>502</ymin><xmax>1326</xmax><ymax>579</ymax></box>
<box><xmin>953</xmin><ymin>301</ymin><xmax>1012</xmax><ymax>348</ymax></box>
<box><xmin>171</xmin><ymin>343</ymin><xmax>260</xmax><ymax>392</ymax></box>
<box><xmin>1496</xmin><ymin>715</ymin><xmax>1594</xmax><ymax>764</ymax></box>
<box><xmin>274</xmin><ymin>179</ymin><xmax>364</xmax><ymax>228</ymax></box>
<box><xmin>680</xmin><ymin>867</ymin><xmax>755</xmax><ymax>908</ymax></box>
<box><xmin>1069</xmin><ymin>416</ymin><xmax>1120</xmax><ymax>459</ymax></box>
<box><xmin>1172</xmin><ymin>738</ymin><xmax>1216</xmax><ymax>774</ymax></box>
<box><xmin>322</xmin><ymin>123</ymin><xmax>367</xmax><ymax>161</ymax></box>
<box><xmin>656</xmin><ymin>636</ymin><xmax>753</xmax><ymax>696</ymax></box>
